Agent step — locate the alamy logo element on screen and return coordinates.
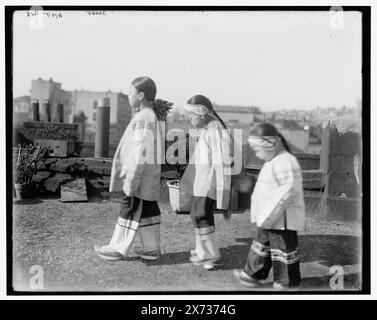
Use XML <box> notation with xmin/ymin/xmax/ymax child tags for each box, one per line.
<box><xmin>329</xmin><ymin>7</ymin><xmax>344</xmax><ymax>30</ymax></box>
<box><xmin>29</xmin><ymin>6</ymin><xmax>44</xmax><ymax>30</ymax></box>
<box><xmin>29</xmin><ymin>265</ymin><xmax>44</xmax><ymax>290</ymax></box>
<box><xmin>329</xmin><ymin>265</ymin><xmax>344</xmax><ymax>290</ymax></box>
<box><xmin>133</xmin><ymin>125</ymin><xmax>243</xmax><ymax>175</ymax></box>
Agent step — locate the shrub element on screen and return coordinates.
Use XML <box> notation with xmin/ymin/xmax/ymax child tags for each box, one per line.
<box><xmin>14</xmin><ymin>144</ymin><xmax>53</xmax><ymax>185</ymax></box>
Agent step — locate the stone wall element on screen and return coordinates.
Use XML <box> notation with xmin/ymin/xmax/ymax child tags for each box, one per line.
<box><xmin>27</xmin><ymin>157</ymin><xmax>112</xmax><ymax>197</ymax></box>
<box><xmin>75</xmin><ymin>141</ymin><xmax>118</xmax><ymax>158</ymax></box>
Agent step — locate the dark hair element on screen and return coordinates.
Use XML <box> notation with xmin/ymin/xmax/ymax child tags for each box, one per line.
<box><xmin>131</xmin><ymin>76</ymin><xmax>157</xmax><ymax>102</ymax></box>
<box><xmin>251</xmin><ymin>123</ymin><xmax>292</xmax><ymax>153</ymax></box>
<box><xmin>186</xmin><ymin>95</ymin><xmax>227</xmax><ymax>129</ymax></box>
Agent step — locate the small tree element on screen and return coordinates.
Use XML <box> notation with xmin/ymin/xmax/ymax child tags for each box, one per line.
<box><xmin>14</xmin><ymin>144</ymin><xmax>52</xmax><ymax>185</ymax></box>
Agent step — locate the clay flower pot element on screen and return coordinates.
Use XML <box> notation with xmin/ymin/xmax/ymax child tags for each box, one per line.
<box><xmin>14</xmin><ymin>183</ymin><xmax>31</xmax><ymax>200</ymax></box>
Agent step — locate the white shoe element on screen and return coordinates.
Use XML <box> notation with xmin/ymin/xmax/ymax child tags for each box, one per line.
<box><xmin>133</xmin><ymin>247</ymin><xmax>161</xmax><ymax>261</ymax></box>
<box><xmin>202</xmin><ymin>260</ymin><xmax>220</xmax><ymax>270</ymax></box>
<box><xmin>189</xmin><ymin>255</ymin><xmax>220</xmax><ymax>270</ymax></box>
<box><xmin>272</xmin><ymin>282</ymin><xmax>301</xmax><ymax>291</ymax></box>
<box><xmin>190</xmin><ymin>249</ymin><xmax>197</xmax><ymax>257</ymax></box>
<box><xmin>94</xmin><ymin>244</ymin><xmax>124</xmax><ymax>261</ymax></box>
<box><xmin>233</xmin><ymin>269</ymin><xmax>261</xmax><ymax>287</ymax></box>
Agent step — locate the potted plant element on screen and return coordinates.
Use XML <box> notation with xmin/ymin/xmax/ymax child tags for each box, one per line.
<box><xmin>14</xmin><ymin>144</ymin><xmax>52</xmax><ymax>200</ymax></box>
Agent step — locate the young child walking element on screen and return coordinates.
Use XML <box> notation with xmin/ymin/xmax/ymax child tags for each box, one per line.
<box><xmin>95</xmin><ymin>76</ymin><xmax>163</xmax><ymax>261</ymax></box>
<box><xmin>181</xmin><ymin>95</ymin><xmax>232</xmax><ymax>270</ymax></box>
<box><xmin>233</xmin><ymin>123</ymin><xmax>305</xmax><ymax>289</ymax></box>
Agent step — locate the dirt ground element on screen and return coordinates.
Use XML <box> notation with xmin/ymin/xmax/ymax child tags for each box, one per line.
<box><xmin>12</xmin><ymin>187</ymin><xmax>362</xmax><ymax>293</ymax></box>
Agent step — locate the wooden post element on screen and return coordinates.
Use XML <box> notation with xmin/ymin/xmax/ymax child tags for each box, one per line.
<box><xmin>40</xmin><ymin>100</ymin><xmax>51</xmax><ymax>122</ymax></box>
<box><xmin>94</xmin><ymin>97</ymin><xmax>110</xmax><ymax>158</ymax></box>
<box><xmin>30</xmin><ymin>101</ymin><xmax>40</xmax><ymax>121</ymax></box>
<box><xmin>53</xmin><ymin>102</ymin><xmax>64</xmax><ymax>123</ymax></box>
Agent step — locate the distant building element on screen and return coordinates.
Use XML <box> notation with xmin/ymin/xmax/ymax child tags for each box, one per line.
<box><xmin>30</xmin><ymin>78</ymin><xmax>73</xmax><ymax>123</ymax></box>
<box><xmin>337</xmin><ymin>106</ymin><xmax>361</xmax><ymax>118</ymax></box>
<box><xmin>213</xmin><ymin>105</ymin><xmax>263</xmax><ymax>125</ymax></box>
<box><xmin>272</xmin><ymin>119</ymin><xmax>310</xmax><ymax>153</ymax></box>
<box><xmin>280</xmin><ymin>129</ymin><xmax>309</xmax><ymax>153</ymax></box>
<box><xmin>28</xmin><ymin>78</ymin><xmax>132</xmax><ymax>144</ymax></box>
<box><xmin>13</xmin><ymin>95</ymin><xmax>30</xmax><ymax>124</ymax></box>
<box><xmin>70</xmin><ymin>89</ymin><xmax>132</xmax><ymax>144</ymax></box>
<box><xmin>31</xmin><ymin>77</ymin><xmax>63</xmax><ymax>102</ymax></box>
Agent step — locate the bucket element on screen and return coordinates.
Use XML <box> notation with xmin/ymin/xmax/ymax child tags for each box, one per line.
<box><xmin>237</xmin><ymin>173</ymin><xmax>255</xmax><ymax>193</ymax></box>
<box><xmin>166</xmin><ymin>179</ymin><xmax>193</xmax><ymax>214</ymax></box>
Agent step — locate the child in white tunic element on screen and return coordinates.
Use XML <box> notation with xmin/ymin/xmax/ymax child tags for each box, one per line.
<box><xmin>94</xmin><ymin>77</ymin><xmax>163</xmax><ymax>261</ymax></box>
<box><xmin>233</xmin><ymin>123</ymin><xmax>305</xmax><ymax>289</ymax></box>
<box><xmin>181</xmin><ymin>95</ymin><xmax>232</xmax><ymax>270</ymax></box>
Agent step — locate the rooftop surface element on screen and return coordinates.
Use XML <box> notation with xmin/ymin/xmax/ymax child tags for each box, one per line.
<box><xmin>12</xmin><ymin>189</ymin><xmax>362</xmax><ymax>293</ymax></box>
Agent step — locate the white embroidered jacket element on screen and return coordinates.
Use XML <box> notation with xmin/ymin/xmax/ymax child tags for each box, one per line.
<box><xmin>109</xmin><ymin>108</ymin><xmax>163</xmax><ymax>201</ymax></box>
<box><xmin>251</xmin><ymin>151</ymin><xmax>306</xmax><ymax>230</ymax></box>
<box><xmin>181</xmin><ymin>120</ymin><xmax>232</xmax><ymax>210</ymax></box>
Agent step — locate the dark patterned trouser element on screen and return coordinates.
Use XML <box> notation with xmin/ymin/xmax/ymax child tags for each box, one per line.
<box><xmin>190</xmin><ymin>197</ymin><xmax>215</xmax><ymax>230</ymax></box>
<box><xmin>119</xmin><ymin>196</ymin><xmax>161</xmax><ymax>221</ymax></box>
<box><xmin>243</xmin><ymin>227</ymin><xmax>301</xmax><ymax>288</ymax></box>
<box><xmin>189</xmin><ymin>197</ymin><xmax>220</xmax><ymax>260</ymax></box>
<box><xmin>109</xmin><ymin>196</ymin><xmax>161</xmax><ymax>255</ymax></box>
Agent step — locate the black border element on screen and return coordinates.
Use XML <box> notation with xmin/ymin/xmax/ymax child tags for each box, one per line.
<box><xmin>5</xmin><ymin>5</ymin><xmax>371</xmax><ymax>296</ymax></box>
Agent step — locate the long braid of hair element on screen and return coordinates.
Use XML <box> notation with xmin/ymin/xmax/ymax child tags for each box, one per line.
<box><xmin>211</xmin><ymin>109</ymin><xmax>236</xmax><ymax>169</ymax></box>
<box><xmin>152</xmin><ymin>100</ymin><xmax>158</xmax><ymax>117</ymax></box>
<box><xmin>211</xmin><ymin>109</ymin><xmax>227</xmax><ymax>130</ymax></box>
<box><xmin>278</xmin><ymin>133</ymin><xmax>292</xmax><ymax>153</ymax></box>
<box><xmin>210</xmin><ymin>109</ymin><xmax>233</xmax><ymax>152</ymax></box>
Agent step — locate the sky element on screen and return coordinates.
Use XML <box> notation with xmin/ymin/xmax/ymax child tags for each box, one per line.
<box><xmin>13</xmin><ymin>10</ymin><xmax>362</xmax><ymax>111</ymax></box>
